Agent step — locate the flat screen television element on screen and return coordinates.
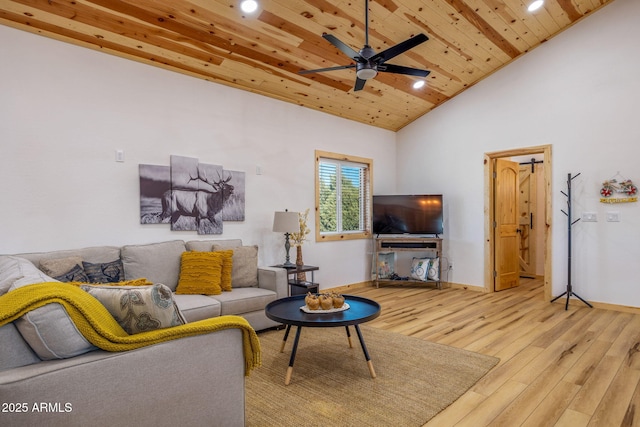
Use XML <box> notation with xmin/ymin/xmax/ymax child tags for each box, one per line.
<box><xmin>372</xmin><ymin>194</ymin><xmax>443</xmax><ymax>235</ymax></box>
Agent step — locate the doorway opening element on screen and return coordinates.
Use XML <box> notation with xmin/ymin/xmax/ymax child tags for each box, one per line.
<box><xmin>484</xmin><ymin>145</ymin><xmax>552</xmax><ymax>301</ymax></box>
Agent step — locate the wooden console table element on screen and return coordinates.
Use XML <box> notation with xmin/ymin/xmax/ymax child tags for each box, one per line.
<box><xmin>373</xmin><ymin>237</ymin><xmax>442</xmax><ymax>289</ymax></box>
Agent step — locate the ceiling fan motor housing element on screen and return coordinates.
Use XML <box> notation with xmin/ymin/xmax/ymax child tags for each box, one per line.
<box><xmin>359</xmin><ymin>45</ymin><xmax>376</xmax><ymax>59</ymax></box>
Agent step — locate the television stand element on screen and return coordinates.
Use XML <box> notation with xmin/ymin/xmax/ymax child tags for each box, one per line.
<box><xmin>373</xmin><ymin>236</ymin><xmax>443</xmax><ymax>289</ymax></box>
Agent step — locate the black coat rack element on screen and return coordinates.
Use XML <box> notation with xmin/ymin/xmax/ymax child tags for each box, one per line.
<box><xmin>551</xmin><ymin>173</ymin><xmax>593</xmax><ymax>310</ymax></box>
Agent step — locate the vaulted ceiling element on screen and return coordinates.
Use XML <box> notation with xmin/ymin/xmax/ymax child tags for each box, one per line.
<box><xmin>1</xmin><ymin>0</ymin><xmax>613</xmax><ymax>131</ymax></box>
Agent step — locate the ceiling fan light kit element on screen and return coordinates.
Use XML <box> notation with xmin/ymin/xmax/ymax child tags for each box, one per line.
<box><xmin>299</xmin><ymin>0</ymin><xmax>431</xmax><ymax>92</ymax></box>
<box><xmin>356</xmin><ymin>67</ymin><xmax>377</xmax><ymax>80</ymax></box>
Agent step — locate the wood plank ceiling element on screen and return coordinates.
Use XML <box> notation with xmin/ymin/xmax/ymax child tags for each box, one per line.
<box><xmin>0</xmin><ymin>0</ymin><xmax>613</xmax><ymax>131</ymax></box>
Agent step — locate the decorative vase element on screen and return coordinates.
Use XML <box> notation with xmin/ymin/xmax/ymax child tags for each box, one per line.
<box><xmin>296</xmin><ymin>246</ymin><xmax>306</xmax><ymax>281</ymax></box>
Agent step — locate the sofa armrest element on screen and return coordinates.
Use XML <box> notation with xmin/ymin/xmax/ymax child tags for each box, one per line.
<box><xmin>258</xmin><ymin>266</ymin><xmax>288</xmax><ymax>299</ymax></box>
<box><xmin>0</xmin><ymin>328</ymin><xmax>245</xmax><ymax>427</ymax></box>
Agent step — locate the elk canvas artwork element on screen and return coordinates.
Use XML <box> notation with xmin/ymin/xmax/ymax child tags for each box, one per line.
<box><xmin>222</xmin><ymin>170</ymin><xmax>245</xmax><ymax>221</ymax></box>
<box><xmin>139</xmin><ymin>155</ymin><xmax>245</xmax><ymax>235</ymax></box>
<box><xmin>139</xmin><ymin>164</ymin><xmax>171</xmax><ymax>224</ymax></box>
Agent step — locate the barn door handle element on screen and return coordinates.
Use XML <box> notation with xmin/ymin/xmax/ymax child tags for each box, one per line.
<box><xmin>530</xmin><ymin>213</ymin><xmax>534</xmax><ymax>230</ymax></box>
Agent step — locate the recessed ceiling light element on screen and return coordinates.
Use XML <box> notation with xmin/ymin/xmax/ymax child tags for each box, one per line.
<box><xmin>240</xmin><ymin>0</ymin><xmax>258</xmax><ymax>14</ymax></box>
<box><xmin>413</xmin><ymin>80</ymin><xmax>426</xmax><ymax>89</ymax></box>
<box><xmin>527</xmin><ymin>0</ymin><xmax>544</xmax><ymax>12</ymax></box>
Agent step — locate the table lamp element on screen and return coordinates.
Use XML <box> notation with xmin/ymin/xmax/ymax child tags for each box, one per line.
<box><xmin>273</xmin><ymin>210</ymin><xmax>300</xmax><ymax>267</ymax></box>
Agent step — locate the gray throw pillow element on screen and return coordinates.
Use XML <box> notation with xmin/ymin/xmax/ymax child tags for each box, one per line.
<box><xmin>39</xmin><ymin>256</ymin><xmax>84</xmax><ymax>277</ymax></box>
<box><xmin>6</xmin><ymin>261</ymin><xmax>97</xmax><ymax>360</ymax></box>
<box><xmin>0</xmin><ymin>256</ymin><xmax>55</xmax><ymax>296</ymax></box>
<box><xmin>212</xmin><ymin>244</ymin><xmax>258</xmax><ymax>288</ymax></box>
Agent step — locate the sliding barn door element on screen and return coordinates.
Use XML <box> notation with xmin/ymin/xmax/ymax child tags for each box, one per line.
<box><xmin>518</xmin><ymin>165</ymin><xmax>537</xmax><ymax>276</ymax></box>
<box><xmin>494</xmin><ymin>159</ymin><xmax>520</xmax><ymax>291</ymax></box>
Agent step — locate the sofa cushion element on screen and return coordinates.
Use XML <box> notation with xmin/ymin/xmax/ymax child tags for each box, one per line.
<box><xmin>187</xmin><ymin>239</ymin><xmax>242</xmax><ymax>251</ymax></box>
<box><xmin>83</xmin><ymin>259</ymin><xmax>125</xmax><ymax>283</ymax></box>
<box><xmin>0</xmin><ymin>323</ymin><xmax>41</xmax><ymax>370</ymax></box>
<box><xmin>81</xmin><ymin>283</ymin><xmax>186</xmax><ymax>334</ymax></box>
<box><xmin>210</xmin><ymin>287</ymin><xmax>277</xmax><ymax>316</ymax></box>
<box><xmin>212</xmin><ymin>245</ymin><xmax>258</xmax><ymax>288</ymax></box>
<box><xmin>121</xmin><ymin>240</ymin><xmax>186</xmax><ymax>291</ymax></box>
<box><xmin>5</xmin><ymin>260</ymin><xmax>97</xmax><ymax>360</ymax></box>
<box><xmin>16</xmin><ymin>246</ymin><xmax>121</xmax><ymax>268</ymax></box>
<box><xmin>173</xmin><ymin>294</ymin><xmax>222</xmax><ymax>323</ymax></box>
<box><xmin>175</xmin><ymin>251</ymin><xmax>223</xmax><ymax>295</ymax></box>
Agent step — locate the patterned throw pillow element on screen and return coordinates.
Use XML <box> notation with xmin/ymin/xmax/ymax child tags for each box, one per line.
<box><xmin>428</xmin><ymin>257</ymin><xmax>440</xmax><ymax>281</ymax></box>
<box><xmin>81</xmin><ymin>284</ymin><xmax>185</xmax><ymax>335</ymax></box>
<box><xmin>175</xmin><ymin>251</ymin><xmax>223</xmax><ymax>295</ymax></box>
<box><xmin>83</xmin><ymin>259</ymin><xmax>124</xmax><ymax>283</ymax></box>
<box><xmin>53</xmin><ymin>264</ymin><xmax>90</xmax><ymax>283</ymax></box>
<box><xmin>214</xmin><ymin>250</ymin><xmax>234</xmax><ymax>292</ymax></box>
<box><xmin>410</xmin><ymin>257</ymin><xmax>431</xmax><ymax>281</ymax></box>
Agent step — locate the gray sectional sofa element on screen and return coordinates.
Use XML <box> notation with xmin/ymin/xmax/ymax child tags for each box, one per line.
<box><xmin>0</xmin><ymin>239</ymin><xmax>287</xmax><ymax>427</ymax></box>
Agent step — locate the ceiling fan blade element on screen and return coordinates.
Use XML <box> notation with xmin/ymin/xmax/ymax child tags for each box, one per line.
<box><xmin>378</xmin><ymin>64</ymin><xmax>431</xmax><ymax>77</ymax></box>
<box><xmin>299</xmin><ymin>64</ymin><xmax>356</xmax><ymax>75</ymax></box>
<box><xmin>354</xmin><ymin>77</ymin><xmax>367</xmax><ymax>91</ymax></box>
<box><xmin>371</xmin><ymin>34</ymin><xmax>429</xmax><ymax>63</ymax></box>
<box><xmin>323</xmin><ymin>34</ymin><xmax>362</xmax><ymax>61</ymax></box>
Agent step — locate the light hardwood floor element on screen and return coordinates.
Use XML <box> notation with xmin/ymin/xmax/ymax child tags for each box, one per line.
<box><xmin>348</xmin><ymin>279</ymin><xmax>640</xmax><ymax>426</ymax></box>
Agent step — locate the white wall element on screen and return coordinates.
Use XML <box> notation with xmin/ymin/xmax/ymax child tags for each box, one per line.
<box><xmin>397</xmin><ymin>0</ymin><xmax>640</xmax><ymax>306</ymax></box>
<box><xmin>0</xmin><ymin>25</ymin><xmax>396</xmax><ymax>290</ymax></box>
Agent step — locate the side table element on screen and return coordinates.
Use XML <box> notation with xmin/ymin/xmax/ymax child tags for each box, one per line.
<box><xmin>272</xmin><ymin>264</ymin><xmax>319</xmax><ymax>296</ymax></box>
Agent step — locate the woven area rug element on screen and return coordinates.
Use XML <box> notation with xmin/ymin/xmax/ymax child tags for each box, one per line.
<box><xmin>246</xmin><ymin>325</ymin><xmax>499</xmax><ymax>427</ymax></box>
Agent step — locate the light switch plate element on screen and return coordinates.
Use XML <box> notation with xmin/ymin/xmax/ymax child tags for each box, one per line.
<box><xmin>582</xmin><ymin>212</ymin><xmax>597</xmax><ymax>222</ymax></box>
<box><xmin>115</xmin><ymin>149</ymin><xmax>125</xmax><ymax>162</ymax></box>
<box><xmin>606</xmin><ymin>211</ymin><xmax>620</xmax><ymax>222</ymax></box>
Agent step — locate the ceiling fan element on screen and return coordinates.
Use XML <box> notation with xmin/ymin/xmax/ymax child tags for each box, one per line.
<box><xmin>299</xmin><ymin>0</ymin><xmax>431</xmax><ymax>91</ymax></box>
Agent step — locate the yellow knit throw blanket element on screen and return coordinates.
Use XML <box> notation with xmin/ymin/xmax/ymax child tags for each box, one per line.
<box><xmin>0</xmin><ymin>283</ymin><xmax>261</xmax><ymax>375</ymax></box>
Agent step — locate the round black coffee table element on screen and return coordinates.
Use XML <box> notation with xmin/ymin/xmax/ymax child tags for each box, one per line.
<box><xmin>265</xmin><ymin>294</ymin><xmax>381</xmax><ymax>385</ymax></box>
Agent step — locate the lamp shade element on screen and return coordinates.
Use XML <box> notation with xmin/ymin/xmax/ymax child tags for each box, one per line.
<box><xmin>273</xmin><ymin>211</ymin><xmax>300</xmax><ymax>233</ymax></box>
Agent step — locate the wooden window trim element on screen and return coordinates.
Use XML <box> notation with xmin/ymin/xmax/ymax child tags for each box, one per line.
<box><xmin>315</xmin><ymin>150</ymin><xmax>373</xmax><ymax>242</ymax></box>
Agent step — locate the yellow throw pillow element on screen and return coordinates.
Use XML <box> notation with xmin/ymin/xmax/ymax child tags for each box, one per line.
<box><xmin>214</xmin><ymin>250</ymin><xmax>234</xmax><ymax>292</ymax></box>
<box><xmin>176</xmin><ymin>251</ymin><xmax>223</xmax><ymax>295</ymax></box>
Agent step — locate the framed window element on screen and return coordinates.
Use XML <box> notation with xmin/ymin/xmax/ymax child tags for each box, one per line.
<box><xmin>315</xmin><ymin>150</ymin><xmax>372</xmax><ymax>242</ymax></box>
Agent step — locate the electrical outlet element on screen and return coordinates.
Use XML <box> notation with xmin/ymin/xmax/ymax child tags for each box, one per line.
<box><xmin>582</xmin><ymin>212</ymin><xmax>597</xmax><ymax>222</ymax></box>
